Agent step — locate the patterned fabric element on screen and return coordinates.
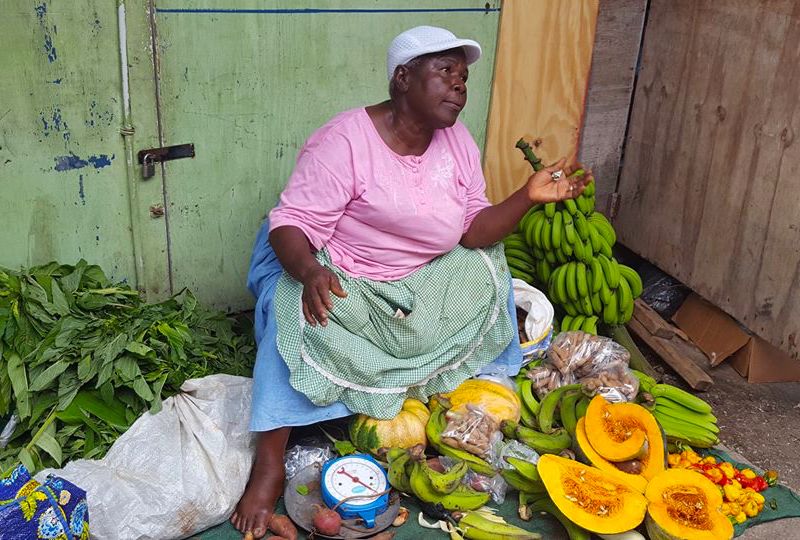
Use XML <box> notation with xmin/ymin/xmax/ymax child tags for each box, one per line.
<box><xmin>0</xmin><ymin>464</ymin><xmax>89</xmax><ymax>540</ymax></box>
<box><xmin>274</xmin><ymin>243</ymin><xmax>514</xmax><ymax>419</ymax></box>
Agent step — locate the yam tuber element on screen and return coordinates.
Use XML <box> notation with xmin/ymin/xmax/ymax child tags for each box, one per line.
<box><xmin>268</xmin><ymin>514</ymin><xmax>298</xmax><ymax>540</ymax></box>
<box><xmin>311</xmin><ymin>504</ymin><xmax>342</xmax><ymax>536</ymax></box>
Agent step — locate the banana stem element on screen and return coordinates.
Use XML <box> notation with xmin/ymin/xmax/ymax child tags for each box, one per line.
<box><xmin>515</xmin><ymin>139</ymin><xmax>544</xmax><ymax>171</ymax></box>
<box><xmin>604</xmin><ymin>324</ymin><xmax>661</xmax><ymax>382</ymax></box>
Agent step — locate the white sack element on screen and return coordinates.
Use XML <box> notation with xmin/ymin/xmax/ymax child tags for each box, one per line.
<box><xmin>37</xmin><ymin>374</ymin><xmax>255</xmax><ymax>540</ymax></box>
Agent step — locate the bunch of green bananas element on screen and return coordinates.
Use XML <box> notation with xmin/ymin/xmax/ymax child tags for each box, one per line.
<box><xmin>455</xmin><ymin>508</ymin><xmax>542</xmax><ymax>539</ymax></box>
<box><xmin>634</xmin><ymin>371</ymin><xmax>719</xmax><ymax>448</ymax></box>
<box><xmin>386</xmin><ymin>447</ymin><xmax>492</xmax><ymax>511</ymax></box>
<box><xmin>505</xmin><ymin>140</ymin><xmax>645</xmax><ymax>332</ymax></box>
<box><xmin>515</xmin><ymin>369</ymin><xmax>590</xmax><ymax>439</ymax></box>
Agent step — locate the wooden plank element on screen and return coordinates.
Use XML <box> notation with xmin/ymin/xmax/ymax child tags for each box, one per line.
<box><xmin>633</xmin><ymin>298</ymin><xmax>676</xmax><ymax>339</ymax></box>
<box><xmin>483</xmin><ymin>0</ymin><xmax>599</xmax><ymax>203</ymax></box>
<box><xmin>615</xmin><ymin>0</ymin><xmax>800</xmax><ymax>358</ymax></box>
<box><xmin>628</xmin><ymin>318</ymin><xmax>714</xmax><ymax>391</ymax></box>
<box><xmin>578</xmin><ymin>0</ymin><xmax>647</xmax><ymax>198</ymax></box>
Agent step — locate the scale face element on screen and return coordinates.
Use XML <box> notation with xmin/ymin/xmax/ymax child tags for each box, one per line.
<box><xmin>320</xmin><ymin>454</ymin><xmax>389</xmax><ymax>528</ymax></box>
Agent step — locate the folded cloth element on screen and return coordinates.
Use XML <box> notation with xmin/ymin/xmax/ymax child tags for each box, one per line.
<box><xmin>247</xmin><ymin>220</ymin><xmax>522</xmax><ymax>431</ymax></box>
<box><xmin>0</xmin><ymin>464</ymin><xmax>89</xmax><ymax>540</ymax></box>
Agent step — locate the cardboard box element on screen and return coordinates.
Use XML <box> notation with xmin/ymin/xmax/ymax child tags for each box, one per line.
<box><xmin>672</xmin><ymin>293</ymin><xmax>800</xmax><ymax>383</ymax></box>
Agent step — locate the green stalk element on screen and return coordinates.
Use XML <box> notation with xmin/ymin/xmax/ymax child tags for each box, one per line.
<box><xmin>516</xmin><ymin>139</ymin><xmax>544</xmax><ymax>171</ymax></box>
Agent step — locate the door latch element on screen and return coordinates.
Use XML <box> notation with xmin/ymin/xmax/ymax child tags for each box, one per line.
<box><xmin>137</xmin><ymin>143</ymin><xmax>195</xmax><ymax>179</ymax></box>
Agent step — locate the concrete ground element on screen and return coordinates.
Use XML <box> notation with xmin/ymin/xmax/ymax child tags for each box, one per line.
<box><xmin>636</xmin><ymin>340</ymin><xmax>800</xmax><ymax>539</ymax></box>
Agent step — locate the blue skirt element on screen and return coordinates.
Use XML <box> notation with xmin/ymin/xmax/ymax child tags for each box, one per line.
<box><xmin>247</xmin><ymin>221</ymin><xmax>524</xmax><ymax>432</ymax></box>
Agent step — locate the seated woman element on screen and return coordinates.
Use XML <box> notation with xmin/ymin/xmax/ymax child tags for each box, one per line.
<box><xmin>231</xmin><ymin>25</ymin><xmax>590</xmax><ymax>537</ymax></box>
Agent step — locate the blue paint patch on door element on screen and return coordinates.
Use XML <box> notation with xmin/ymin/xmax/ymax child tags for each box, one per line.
<box><xmin>54</xmin><ymin>153</ymin><xmax>114</xmax><ymax>171</ymax></box>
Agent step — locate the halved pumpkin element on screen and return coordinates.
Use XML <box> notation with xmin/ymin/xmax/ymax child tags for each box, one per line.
<box><xmin>574</xmin><ymin>417</ymin><xmax>648</xmax><ymax>493</ymax></box>
<box><xmin>577</xmin><ymin>399</ymin><xmax>666</xmax><ymax>483</ymax></box>
<box><xmin>584</xmin><ymin>395</ymin><xmax>647</xmax><ymax>461</ymax></box>
<box><xmin>437</xmin><ymin>378</ymin><xmax>521</xmax><ymax>423</ymax></box>
<box><xmin>645</xmin><ymin>469</ymin><xmax>734</xmax><ymax>540</ymax></box>
<box><xmin>349</xmin><ymin>398</ymin><xmax>427</xmax><ymax>456</ymax></box>
<box><xmin>537</xmin><ymin>454</ymin><xmax>647</xmax><ymax>534</ymax></box>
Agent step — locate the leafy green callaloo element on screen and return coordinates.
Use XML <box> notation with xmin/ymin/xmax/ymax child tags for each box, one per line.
<box><xmin>0</xmin><ymin>260</ymin><xmax>255</xmax><ymax>474</ymax></box>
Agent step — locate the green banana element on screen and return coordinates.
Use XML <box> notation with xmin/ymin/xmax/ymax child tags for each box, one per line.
<box><xmin>654</xmin><ymin>396</ymin><xmax>717</xmax><ymax>422</ymax></box>
<box><xmin>507</xmin><ymin>257</ymin><xmax>534</xmax><ymax>274</ymax></box>
<box><xmin>598</xmin><ymin>254</ymin><xmax>620</xmax><ymax>289</ymax></box>
<box><xmin>580</xmin><ymin>315</ymin><xmax>598</xmax><ymax>335</ymax></box>
<box><xmin>544</xmin><ymin>202</ymin><xmax>556</xmax><ymax>218</ymax></box>
<box><xmin>500</xmin><ymin>468</ymin><xmax>547</xmax><ymax>494</ymax></box>
<box><xmin>650</xmin><ymin>384</ymin><xmax>713</xmax><ymax>414</ymax></box>
<box><xmin>544</xmin><ymin>250</ymin><xmax>557</xmax><ymax>265</ymax></box>
<box><xmin>387</xmin><ymin>449</ymin><xmax>413</xmax><ymax>493</ymax></box>
<box><xmin>458</xmin><ymin>511</ymin><xmax>542</xmax><ymax>540</ymax></box>
<box><xmin>555</xmin><ymin>265</ymin><xmax>568</xmax><ymax>304</ymax></box>
<box><xmin>426</xmin><ymin>405</ymin><xmax>496</xmax><ymax>476</ymax></box>
<box><xmin>510</xmin><ymin>267</ymin><xmax>535</xmax><ymax>283</ymax></box>
<box><xmin>590</xmin><ymin>257</ymin><xmax>604</xmax><ymax>293</ymax></box>
<box><xmin>528</xmin><ymin>212</ymin><xmax>546</xmax><ymax>248</ymax></box>
<box><xmin>574</xmin><ymin>212</ymin><xmax>589</xmax><ymax>241</ymax></box>
<box><xmin>537</xmin><ymin>259</ymin><xmax>552</xmax><ymax>285</ymax></box>
<box><xmin>571</xmin><ymin>233</ymin><xmax>587</xmax><ymax>262</ymax></box>
<box><xmin>630</xmin><ymin>369</ymin><xmax>657</xmax><ymax>391</ymax></box>
<box><xmin>541</xmin><ymin>218</ymin><xmax>552</xmax><ymax>251</ymax></box>
<box><xmin>574</xmin><ymin>396</ymin><xmax>590</xmax><ymax>419</ymax></box>
<box><xmin>565</xmin><ymin>262</ymin><xmax>578</xmax><ymax>301</ymax></box>
<box><xmin>603</xmin><ymin>288</ymin><xmax>620</xmax><ymax>325</ymax></box>
<box><xmin>422</xmin><ymin>457</ymin><xmax>470</xmax><ymax>494</ymax></box>
<box><xmin>537</xmin><ymin>383</ymin><xmax>583</xmax><ymax>433</ymax></box>
<box><xmin>653</xmin><ymin>405</ymin><xmax>719</xmax><ymax>434</ymax></box>
<box><xmin>617</xmin><ymin>276</ymin><xmax>634</xmax><ymax>323</ymax></box>
<box><xmin>518</xmin><ymin>378</ymin><xmax>541</xmax><ymax>416</ymax></box>
<box><xmin>589</xmin><ymin>212</ymin><xmax>617</xmax><ymax>245</ymax></box>
<box><xmin>597</xmin><ymin>234</ymin><xmax>613</xmax><ymax>258</ymax></box>
<box><xmin>526</xmin><ymin>497</ymin><xmax>591</xmax><ymax>540</ymax></box>
<box><xmin>551</xmin><ymin>210</ymin><xmax>563</xmax><ymax>249</ymax></box>
<box><xmin>618</xmin><ymin>264</ymin><xmax>643</xmax><ymax>298</ymax></box>
<box><xmin>587</xmin><ymin>222</ymin><xmax>603</xmax><ymax>254</ymax></box>
<box><xmin>579</xmin><ymin>294</ymin><xmax>594</xmax><ymax>317</ymax></box>
<box><xmin>570</xmin><ymin>315</ymin><xmax>586</xmax><ymax>332</ymax></box>
<box><xmin>554</xmin><ymin>247</ymin><xmax>568</xmax><ymax>264</ymax></box>
<box><xmin>505</xmin><ymin>247</ymin><xmax>535</xmax><ymax>264</ymax></box>
<box><xmin>519</xmin><ymin>398</ymin><xmax>539</xmax><ymax>429</ymax></box>
<box><xmin>563</xmin><ymin>197</ymin><xmax>579</xmax><ymax>216</ymax></box>
<box><xmin>563</xmin><ymin>212</ymin><xmax>576</xmax><ymax>244</ymax></box>
<box><xmin>575</xmin><ymin>262</ymin><xmax>588</xmax><ymax>297</ymax></box>
<box><xmin>504</xmin><ymin>422</ymin><xmax>573</xmax><ymax>454</ymax></box>
<box><xmin>560</xmin><ymin>315</ymin><xmax>573</xmax><ymax>333</ymax></box>
<box><xmin>505</xmin><ymin>456</ymin><xmax>542</xmax><ymax>483</ymax></box>
<box><xmin>561</xmin><ymin>237</ymin><xmax>574</xmax><ymax>257</ymax></box>
<box><xmin>590</xmin><ymin>292</ymin><xmax>602</xmax><ymax>315</ymax></box>
<box><xmin>503</xmin><ymin>235</ymin><xmax>529</xmax><ymax>252</ymax></box>
<box><xmin>654</xmin><ymin>414</ymin><xmax>718</xmax><ymax>448</ymax></box>
<box><xmin>562</xmin><ymin>302</ymin><xmax>578</xmax><ymax>317</ymax></box>
<box><xmin>559</xmin><ymin>390</ymin><xmax>581</xmax><ymax>437</ymax></box>
<box><xmin>409</xmin><ymin>461</ymin><xmax>492</xmax><ymax>510</ymax></box>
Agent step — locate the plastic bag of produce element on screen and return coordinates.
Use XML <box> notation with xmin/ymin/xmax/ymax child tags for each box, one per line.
<box><xmin>511</xmin><ymin>279</ymin><xmax>554</xmax><ymax>364</ymax></box>
<box><xmin>529</xmin><ymin>331</ymin><xmax>639</xmax><ymax>402</ymax></box>
<box><xmin>35</xmin><ymin>374</ymin><xmax>255</xmax><ymax>540</ymax></box>
<box><xmin>440</xmin><ymin>405</ymin><xmax>502</xmax><ymax>458</ymax></box>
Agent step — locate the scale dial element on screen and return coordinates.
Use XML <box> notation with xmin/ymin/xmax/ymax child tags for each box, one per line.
<box><xmin>322</xmin><ymin>455</ymin><xmax>388</xmax><ymax>506</ymax></box>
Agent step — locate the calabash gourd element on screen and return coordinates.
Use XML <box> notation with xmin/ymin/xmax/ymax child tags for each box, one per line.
<box><xmin>438</xmin><ymin>378</ymin><xmax>521</xmax><ymax>423</ymax></box>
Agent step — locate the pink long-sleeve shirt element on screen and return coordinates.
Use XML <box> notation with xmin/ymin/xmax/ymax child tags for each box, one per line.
<box><xmin>269</xmin><ymin>108</ymin><xmax>492</xmax><ymax>281</ymax></box>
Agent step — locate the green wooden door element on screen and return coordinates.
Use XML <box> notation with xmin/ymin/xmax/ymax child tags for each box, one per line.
<box><xmin>134</xmin><ymin>0</ymin><xmax>501</xmax><ymax>311</ymax></box>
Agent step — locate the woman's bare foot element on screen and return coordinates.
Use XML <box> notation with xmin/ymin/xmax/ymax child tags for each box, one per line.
<box><xmin>231</xmin><ymin>428</ymin><xmax>291</xmax><ymax>538</ymax></box>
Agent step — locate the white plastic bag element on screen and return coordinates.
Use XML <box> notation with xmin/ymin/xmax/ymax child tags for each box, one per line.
<box><xmin>36</xmin><ymin>374</ymin><xmax>256</xmax><ymax>540</ymax></box>
<box><xmin>512</xmin><ymin>279</ymin><xmax>554</xmax><ymax>362</ymax></box>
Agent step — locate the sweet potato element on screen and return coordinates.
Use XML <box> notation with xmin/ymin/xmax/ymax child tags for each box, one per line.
<box><xmin>268</xmin><ymin>514</ymin><xmax>297</xmax><ymax>540</ymax></box>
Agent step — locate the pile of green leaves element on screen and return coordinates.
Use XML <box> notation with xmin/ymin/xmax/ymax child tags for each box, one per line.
<box><xmin>0</xmin><ymin>260</ymin><xmax>255</xmax><ymax>475</ymax></box>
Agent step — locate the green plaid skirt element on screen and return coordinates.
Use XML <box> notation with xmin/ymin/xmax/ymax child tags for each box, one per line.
<box><xmin>274</xmin><ymin>244</ymin><xmax>514</xmax><ymax>419</ymax></box>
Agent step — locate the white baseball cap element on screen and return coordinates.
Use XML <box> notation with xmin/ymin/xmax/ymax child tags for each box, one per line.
<box><xmin>386</xmin><ymin>25</ymin><xmax>482</xmax><ymax>80</ymax></box>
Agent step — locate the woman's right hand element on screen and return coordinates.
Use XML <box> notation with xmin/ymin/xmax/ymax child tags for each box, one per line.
<box><xmin>299</xmin><ymin>265</ymin><xmax>348</xmax><ymax>327</ymax></box>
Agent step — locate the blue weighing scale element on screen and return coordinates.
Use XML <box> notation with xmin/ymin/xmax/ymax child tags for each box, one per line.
<box><xmin>320</xmin><ymin>454</ymin><xmax>390</xmax><ymax>528</ymax></box>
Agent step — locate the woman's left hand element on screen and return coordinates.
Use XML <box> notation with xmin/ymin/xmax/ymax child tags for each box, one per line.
<box><xmin>526</xmin><ymin>157</ymin><xmax>593</xmax><ymax>204</ymax></box>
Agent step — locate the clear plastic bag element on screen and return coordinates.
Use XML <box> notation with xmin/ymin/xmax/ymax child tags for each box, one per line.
<box><xmin>440</xmin><ymin>405</ymin><xmax>501</xmax><ymax>458</ymax></box>
<box><xmin>529</xmin><ymin>331</ymin><xmax>639</xmax><ymax>402</ymax></box>
<box><xmin>439</xmin><ymin>455</ymin><xmax>507</xmax><ymax>504</ymax></box>
<box><xmin>490</xmin><ymin>439</ymin><xmax>540</xmax><ymax>470</ymax></box>
<box><xmin>284</xmin><ymin>443</ymin><xmax>334</xmax><ymax>481</ymax></box>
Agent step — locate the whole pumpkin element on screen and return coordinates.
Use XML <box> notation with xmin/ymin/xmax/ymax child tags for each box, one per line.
<box><xmin>349</xmin><ymin>399</ymin><xmax>428</xmax><ymax>456</ymax></box>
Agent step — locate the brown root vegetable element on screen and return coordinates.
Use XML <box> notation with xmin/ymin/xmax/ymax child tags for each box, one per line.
<box><xmin>368</xmin><ymin>532</ymin><xmax>396</xmax><ymax>540</ymax></box>
<box><xmin>310</xmin><ymin>504</ymin><xmax>341</xmax><ymax>536</ymax></box>
<box><xmin>268</xmin><ymin>514</ymin><xmax>298</xmax><ymax>540</ymax></box>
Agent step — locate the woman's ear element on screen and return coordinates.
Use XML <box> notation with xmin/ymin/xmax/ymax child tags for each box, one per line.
<box><xmin>393</xmin><ymin>65</ymin><xmax>411</xmax><ymax>93</ymax></box>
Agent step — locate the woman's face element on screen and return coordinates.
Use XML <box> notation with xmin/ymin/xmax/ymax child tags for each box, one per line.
<box><xmin>403</xmin><ymin>48</ymin><xmax>469</xmax><ymax>129</ymax></box>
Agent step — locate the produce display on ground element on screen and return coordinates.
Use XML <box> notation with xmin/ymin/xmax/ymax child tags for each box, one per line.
<box><xmin>0</xmin><ymin>261</ymin><xmax>255</xmax><ymax>476</ymax></box>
